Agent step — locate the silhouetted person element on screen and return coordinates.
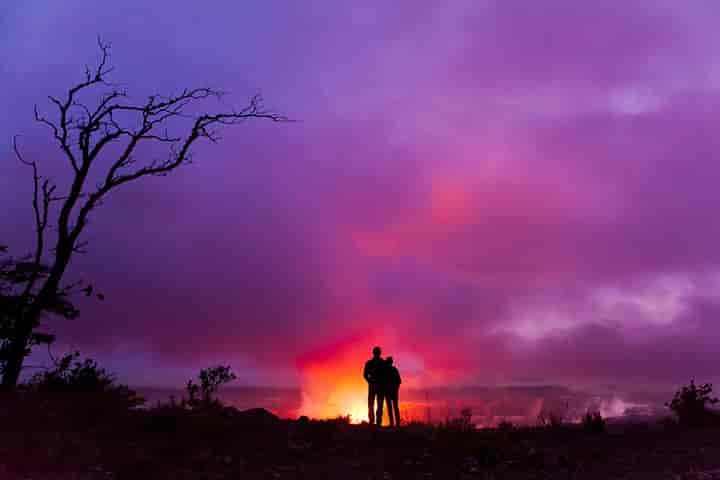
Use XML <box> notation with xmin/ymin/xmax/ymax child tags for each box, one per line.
<box><xmin>363</xmin><ymin>346</ymin><xmax>385</xmax><ymax>425</ymax></box>
<box><xmin>384</xmin><ymin>356</ymin><xmax>402</xmax><ymax>427</ymax></box>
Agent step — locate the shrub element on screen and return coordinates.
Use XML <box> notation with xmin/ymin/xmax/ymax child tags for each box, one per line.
<box><xmin>433</xmin><ymin>408</ymin><xmax>477</xmax><ymax>452</ymax></box>
<box><xmin>402</xmin><ymin>420</ymin><xmax>434</xmax><ymax>439</ymax></box>
<box><xmin>24</xmin><ymin>350</ymin><xmax>144</xmax><ymax>408</ymax></box>
<box><xmin>666</xmin><ymin>379</ymin><xmax>719</xmax><ymax>427</ymax></box>
<box><xmin>497</xmin><ymin>419</ymin><xmax>515</xmax><ymax>432</ymax></box>
<box><xmin>661</xmin><ymin>415</ymin><xmax>678</xmax><ymax>429</ymax></box>
<box><xmin>184</xmin><ymin>364</ymin><xmax>237</xmax><ymax>409</ymax></box>
<box><xmin>20</xmin><ymin>351</ymin><xmax>144</xmax><ymax>428</ymax></box>
<box><xmin>581</xmin><ymin>410</ymin><xmax>606</xmax><ymax>433</ymax></box>
<box><xmin>330</xmin><ymin>414</ymin><xmax>351</xmax><ymax>425</ymax></box>
<box><xmin>537</xmin><ymin>410</ymin><xmax>565</xmax><ymax>428</ymax></box>
<box><xmin>441</xmin><ymin>407</ymin><xmax>475</xmax><ymax>431</ymax></box>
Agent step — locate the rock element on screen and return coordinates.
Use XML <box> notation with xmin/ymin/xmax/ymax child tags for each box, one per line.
<box><xmin>221</xmin><ymin>406</ymin><xmax>240</xmax><ymax>417</ymax></box>
<box><xmin>237</xmin><ymin>408</ymin><xmax>279</xmax><ymax>424</ymax></box>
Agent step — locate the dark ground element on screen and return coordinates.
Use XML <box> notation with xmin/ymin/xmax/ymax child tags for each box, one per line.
<box><xmin>1</xmin><ymin>393</ymin><xmax>719</xmax><ymax>480</ymax></box>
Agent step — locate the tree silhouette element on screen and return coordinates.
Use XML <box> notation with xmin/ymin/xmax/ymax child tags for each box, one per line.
<box><xmin>666</xmin><ymin>379</ymin><xmax>719</xmax><ymax>426</ymax></box>
<box><xmin>1</xmin><ymin>38</ymin><xmax>287</xmax><ymax>390</ymax></box>
<box><xmin>25</xmin><ymin>350</ymin><xmax>144</xmax><ymax>408</ymax></box>
<box><xmin>185</xmin><ymin>364</ymin><xmax>237</xmax><ymax>409</ymax></box>
<box><xmin>1</xmin><ymin>246</ymin><xmax>78</xmax><ymax>379</ymax></box>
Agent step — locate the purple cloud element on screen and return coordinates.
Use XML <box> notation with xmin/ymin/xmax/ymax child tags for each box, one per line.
<box><xmin>2</xmin><ymin>0</ymin><xmax>720</xmax><ymax>390</ymax></box>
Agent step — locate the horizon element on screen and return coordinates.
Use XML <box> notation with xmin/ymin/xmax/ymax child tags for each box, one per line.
<box><xmin>136</xmin><ymin>381</ymin><xmax>677</xmax><ymax>426</ymax></box>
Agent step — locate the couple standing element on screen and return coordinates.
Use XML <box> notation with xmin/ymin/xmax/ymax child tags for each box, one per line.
<box><xmin>363</xmin><ymin>346</ymin><xmax>402</xmax><ymax>426</ymax></box>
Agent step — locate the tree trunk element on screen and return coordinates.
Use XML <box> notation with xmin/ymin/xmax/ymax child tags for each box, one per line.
<box><xmin>0</xmin><ymin>254</ymin><xmax>67</xmax><ymax>390</ymax></box>
<box><xmin>0</xmin><ymin>349</ymin><xmax>24</xmax><ymax>390</ymax></box>
<box><xmin>0</xmin><ymin>321</ymin><xmax>32</xmax><ymax>390</ymax></box>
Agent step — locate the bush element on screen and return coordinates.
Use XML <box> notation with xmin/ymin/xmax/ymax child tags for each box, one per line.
<box><xmin>24</xmin><ymin>350</ymin><xmax>144</xmax><ymax>408</ymax></box>
<box><xmin>666</xmin><ymin>379</ymin><xmax>719</xmax><ymax>427</ymax></box>
<box><xmin>537</xmin><ymin>410</ymin><xmax>565</xmax><ymax>428</ymax></box>
<box><xmin>581</xmin><ymin>410</ymin><xmax>606</xmax><ymax>433</ymax></box>
<box><xmin>432</xmin><ymin>409</ymin><xmax>479</xmax><ymax>453</ymax></box>
<box><xmin>440</xmin><ymin>407</ymin><xmax>475</xmax><ymax>432</ymax></box>
<box><xmin>183</xmin><ymin>364</ymin><xmax>236</xmax><ymax>410</ymax></box>
<box><xmin>497</xmin><ymin>419</ymin><xmax>515</xmax><ymax>432</ymax></box>
<box><xmin>402</xmin><ymin>420</ymin><xmax>434</xmax><ymax>439</ymax></box>
<box><xmin>328</xmin><ymin>414</ymin><xmax>351</xmax><ymax>425</ymax></box>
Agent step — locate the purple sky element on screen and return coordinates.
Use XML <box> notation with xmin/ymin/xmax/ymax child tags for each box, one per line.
<box><xmin>2</xmin><ymin>1</ymin><xmax>720</xmax><ymax>389</ymax></box>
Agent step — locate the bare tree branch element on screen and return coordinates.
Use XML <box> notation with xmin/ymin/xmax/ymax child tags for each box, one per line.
<box><xmin>13</xmin><ymin>136</ymin><xmax>54</xmax><ymax>299</ymax></box>
<box><xmin>2</xmin><ymin>38</ymin><xmax>289</xmax><ymax>390</ymax></box>
<box><xmin>66</xmin><ymin>91</ymin><xmax>287</xmax><ymax>243</ymax></box>
<box><xmin>33</xmin><ymin>38</ymin><xmax>114</xmax><ymax>174</ymax></box>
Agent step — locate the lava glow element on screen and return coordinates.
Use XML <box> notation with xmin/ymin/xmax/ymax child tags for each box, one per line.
<box><xmin>297</xmin><ymin>337</ymin><xmax>375</xmax><ymax>423</ymax></box>
<box><xmin>299</xmin><ymin>367</ymin><xmax>369</xmax><ymax>424</ymax></box>
<box><xmin>296</xmin><ymin>332</ymin><xmax>417</xmax><ymax>424</ymax></box>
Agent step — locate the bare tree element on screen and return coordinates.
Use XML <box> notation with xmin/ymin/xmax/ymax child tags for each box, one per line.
<box><xmin>1</xmin><ymin>39</ymin><xmax>287</xmax><ymax>390</ymax></box>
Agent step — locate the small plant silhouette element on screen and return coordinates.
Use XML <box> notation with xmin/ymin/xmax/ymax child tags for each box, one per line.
<box><xmin>497</xmin><ymin>419</ymin><xmax>515</xmax><ymax>432</ymax></box>
<box><xmin>331</xmin><ymin>414</ymin><xmax>352</xmax><ymax>425</ymax></box>
<box><xmin>666</xmin><ymin>379</ymin><xmax>718</xmax><ymax>426</ymax></box>
<box><xmin>24</xmin><ymin>350</ymin><xmax>143</xmax><ymax>407</ymax></box>
<box><xmin>185</xmin><ymin>364</ymin><xmax>237</xmax><ymax>409</ymax></box>
<box><xmin>442</xmin><ymin>407</ymin><xmax>474</xmax><ymax>431</ymax></box>
<box><xmin>537</xmin><ymin>410</ymin><xmax>564</xmax><ymax>428</ymax></box>
<box><xmin>538</xmin><ymin>401</ymin><xmax>569</xmax><ymax>429</ymax></box>
<box><xmin>581</xmin><ymin>410</ymin><xmax>606</xmax><ymax>433</ymax></box>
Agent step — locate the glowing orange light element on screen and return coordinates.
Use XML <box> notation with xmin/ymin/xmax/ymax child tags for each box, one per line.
<box><xmin>296</xmin><ymin>331</ymin><xmax>395</xmax><ymax>424</ymax></box>
<box><xmin>301</xmin><ymin>386</ymin><xmax>368</xmax><ymax>424</ymax></box>
<box><xmin>298</xmin><ymin>355</ymin><xmax>370</xmax><ymax>422</ymax></box>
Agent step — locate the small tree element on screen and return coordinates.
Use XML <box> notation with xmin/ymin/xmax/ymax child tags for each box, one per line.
<box><xmin>2</xmin><ymin>38</ymin><xmax>286</xmax><ymax>390</ymax></box>
<box><xmin>666</xmin><ymin>379</ymin><xmax>719</xmax><ymax>426</ymax></box>
<box><xmin>185</xmin><ymin>365</ymin><xmax>237</xmax><ymax>409</ymax></box>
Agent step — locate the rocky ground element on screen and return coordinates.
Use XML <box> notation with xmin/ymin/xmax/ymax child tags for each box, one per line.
<box><xmin>1</xmin><ymin>393</ymin><xmax>719</xmax><ymax>479</ymax></box>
